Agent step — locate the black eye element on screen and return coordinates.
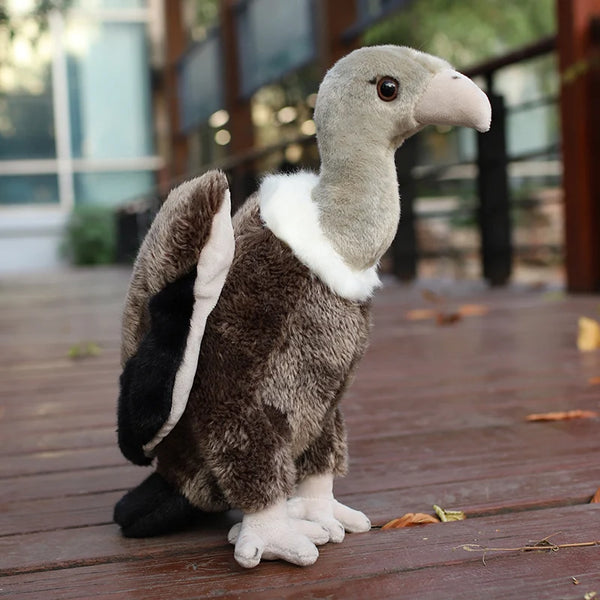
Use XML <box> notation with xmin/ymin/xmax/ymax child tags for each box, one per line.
<box><xmin>377</xmin><ymin>77</ymin><xmax>399</xmax><ymax>101</ymax></box>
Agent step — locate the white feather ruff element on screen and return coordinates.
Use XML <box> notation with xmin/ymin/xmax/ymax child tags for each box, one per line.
<box><xmin>259</xmin><ymin>172</ymin><xmax>381</xmax><ymax>302</ymax></box>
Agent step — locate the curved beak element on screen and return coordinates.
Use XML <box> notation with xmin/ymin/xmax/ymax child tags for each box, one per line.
<box><xmin>414</xmin><ymin>69</ymin><xmax>491</xmax><ymax>133</ymax></box>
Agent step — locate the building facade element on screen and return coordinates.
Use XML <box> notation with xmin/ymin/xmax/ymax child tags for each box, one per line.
<box><xmin>0</xmin><ymin>0</ymin><xmax>164</xmax><ymax>273</ymax></box>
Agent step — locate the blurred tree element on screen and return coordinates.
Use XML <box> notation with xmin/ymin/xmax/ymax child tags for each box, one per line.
<box><xmin>0</xmin><ymin>0</ymin><xmax>71</xmax><ymax>31</ymax></box>
<box><xmin>184</xmin><ymin>0</ymin><xmax>219</xmax><ymax>42</ymax></box>
<box><xmin>0</xmin><ymin>0</ymin><xmax>71</xmax><ymax>65</ymax></box>
<box><xmin>363</xmin><ymin>0</ymin><xmax>556</xmax><ymax>67</ymax></box>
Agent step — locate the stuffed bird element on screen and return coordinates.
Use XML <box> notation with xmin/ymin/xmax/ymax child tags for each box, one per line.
<box><xmin>114</xmin><ymin>45</ymin><xmax>491</xmax><ymax>568</ymax></box>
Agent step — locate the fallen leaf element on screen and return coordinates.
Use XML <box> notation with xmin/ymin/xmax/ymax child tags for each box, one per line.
<box><xmin>68</xmin><ymin>342</ymin><xmax>102</xmax><ymax>360</ymax></box>
<box><xmin>381</xmin><ymin>513</ymin><xmax>440</xmax><ymax>529</ymax></box>
<box><xmin>525</xmin><ymin>410</ymin><xmax>598</xmax><ymax>422</ymax></box>
<box><xmin>572</xmin><ymin>577</ymin><xmax>580</xmax><ymax>585</ymax></box>
<box><xmin>589</xmin><ymin>377</ymin><xmax>600</xmax><ymax>385</ymax></box>
<box><xmin>542</xmin><ymin>290</ymin><xmax>566</xmax><ymax>302</ymax></box>
<box><xmin>433</xmin><ymin>504</ymin><xmax>467</xmax><ymax>522</ymax></box>
<box><xmin>436</xmin><ymin>312</ymin><xmax>462</xmax><ymax>326</ymax></box>
<box><xmin>458</xmin><ymin>304</ymin><xmax>489</xmax><ymax>317</ymax></box>
<box><xmin>584</xmin><ymin>592</ymin><xmax>597</xmax><ymax>600</ymax></box>
<box><xmin>590</xmin><ymin>487</ymin><xmax>600</xmax><ymax>504</ymax></box>
<box><xmin>578</xmin><ymin>317</ymin><xmax>600</xmax><ymax>351</ymax></box>
<box><xmin>405</xmin><ymin>308</ymin><xmax>438</xmax><ymax>321</ymax></box>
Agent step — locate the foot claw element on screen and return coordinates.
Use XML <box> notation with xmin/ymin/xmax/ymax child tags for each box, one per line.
<box><xmin>230</xmin><ymin>501</ymin><xmax>321</xmax><ymax>568</ymax></box>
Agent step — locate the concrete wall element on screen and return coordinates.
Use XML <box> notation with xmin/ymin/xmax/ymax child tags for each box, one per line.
<box><xmin>0</xmin><ymin>209</ymin><xmax>67</xmax><ymax>275</ymax></box>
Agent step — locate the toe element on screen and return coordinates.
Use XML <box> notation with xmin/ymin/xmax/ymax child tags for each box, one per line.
<box><xmin>333</xmin><ymin>501</ymin><xmax>371</xmax><ymax>533</ymax></box>
<box><xmin>227</xmin><ymin>522</ymin><xmax>242</xmax><ymax>545</ymax></box>
<box><xmin>293</xmin><ymin>518</ymin><xmax>330</xmax><ymax>545</ymax></box>
<box><xmin>234</xmin><ymin>532</ymin><xmax>265</xmax><ymax>569</ymax></box>
<box><xmin>321</xmin><ymin>518</ymin><xmax>345</xmax><ymax>543</ymax></box>
<box><xmin>272</xmin><ymin>534</ymin><xmax>319</xmax><ymax>566</ymax></box>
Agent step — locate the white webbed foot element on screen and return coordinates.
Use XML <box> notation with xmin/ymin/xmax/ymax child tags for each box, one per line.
<box><xmin>287</xmin><ymin>473</ymin><xmax>371</xmax><ymax>543</ymax></box>
<box><xmin>228</xmin><ymin>499</ymin><xmax>329</xmax><ymax>568</ymax></box>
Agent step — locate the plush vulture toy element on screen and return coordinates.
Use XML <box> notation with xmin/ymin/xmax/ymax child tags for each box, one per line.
<box><xmin>114</xmin><ymin>45</ymin><xmax>491</xmax><ymax>568</ymax></box>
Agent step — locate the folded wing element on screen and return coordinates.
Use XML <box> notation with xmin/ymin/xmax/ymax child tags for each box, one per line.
<box><xmin>117</xmin><ymin>170</ymin><xmax>234</xmax><ymax>465</ymax></box>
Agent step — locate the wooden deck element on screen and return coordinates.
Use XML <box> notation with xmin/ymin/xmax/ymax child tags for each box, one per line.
<box><xmin>1</xmin><ymin>267</ymin><xmax>599</xmax><ymax>599</ymax></box>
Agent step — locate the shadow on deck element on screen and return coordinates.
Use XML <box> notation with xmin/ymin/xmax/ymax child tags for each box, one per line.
<box><xmin>0</xmin><ymin>267</ymin><xmax>599</xmax><ymax>599</ymax></box>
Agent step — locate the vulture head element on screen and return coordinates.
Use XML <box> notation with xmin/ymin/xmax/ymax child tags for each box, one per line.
<box><xmin>314</xmin><ymin>45</ymin><xmax>491</xmax><ymax>154</ymax></box>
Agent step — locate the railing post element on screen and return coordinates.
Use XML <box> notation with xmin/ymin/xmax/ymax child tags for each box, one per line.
<box><xmin>557</xmin><ymin>0</ymin><xmax>600</xmax><ymax>292</ymax></box>
<box><xmin>477</xmin><ymin>92</ymin><xmax>512</xmax><ymax>286</ymax></box>
<box><xmin>392</xmin><ymin>136</ymin><xmax>418</xmax><ymax>281</ymax></box>
<box><xmin>220</xmin><ymin>0</ymin><xmax>256</xmax><ymax>209</ymax></box>
<box><xmin>163</xmin><ymin>0</ymin><xmax>189</xmax><ymax>183</ymax></box>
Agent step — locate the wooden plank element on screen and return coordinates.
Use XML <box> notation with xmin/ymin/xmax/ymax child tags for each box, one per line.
<box><xmin>0</xmin><ymin>465</ymin><xmax>145</xmax><ymax>505</ymax></box>
<box><xmin>233</xmin><ymin>552</ymin><xmax>600</xmax><ymax>600</ymax></box>
<box><xmin>2</xmin><ymin>414</ymin><xmax>597</xmax><ymax>504</ymax></box>
<box><xmin>0</xmin><ymin>492</ymin><xmax>123</xmax><ymax>537</ymax></box>
<box><xmin>0</xmin><ymin>446</ymin><xmax>125</xmax><ymax>479</ymax></box>
<box><xmin>1</xmin><ymin>504</ymin><xmax>598</xmax><ymax>596</ymax></box>
<box><xmin>0</xmin><ymin>395</ymin><xmax>115</xmax><ymax>422</ymax></box>
<box><xmin>6</xmin><ymin>553</ymin><xmax>598</xmax><ymax>600</ymax></box>
<box><xmin>0</xmin><ymin>427</ymin><xmax>116</xmax><ymax>457</ymax></box>
<box><xmin>0</xmin><ymin>413</ymin><xmax>116</xmax><ymax>438</ymax></box>
<box><xmin>1</xmin><ymin>458</ymin><xmax>596</xmax><ymax>538</ymax></box>
<box><xmin>0</xmin><ymin>515</ymin><xmax>239</xmax><ymax>576</ymax></box>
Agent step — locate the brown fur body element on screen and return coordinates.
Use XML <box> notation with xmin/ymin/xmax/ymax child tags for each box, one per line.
<box><xmin>155</xmin><ymin>196</ymin><xmax>371</xmax><ymax>513</ymax></box>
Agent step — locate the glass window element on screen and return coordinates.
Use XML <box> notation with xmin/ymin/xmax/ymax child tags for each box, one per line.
<box><xmin>74</xmin><ymin>170</ymin><xmax>155</xmax><ymax>206</ymax></box>
<box><xmin>179</xmin><ymin>35</ymin><xmax>223</xmax><ymax>131</ymax></box>
<box><xmin>67</xmin><ymin>19</ymin><xmax>154</xmax><ymax>159</ymax></box>
<box><xmin>71</xmin><ymin>0</ymin><xmax>148</xmax><ymax>9</ymax></box>
<box><xmin>357</xmin><ymin>0</ymin><xmax>412</xmax><ymax>22</ymax></box>
<box><xmin>0</xmin><ymin>30</ymin><xmax>55</xmax><ymax>160</ymax></box>
<box><xmin>507</xmin><ymin>104</ymin><xmax>559</xmax><ymax>157</ymax></box>
<box><xmin>237</xmin><ymin>0</ymin><xmax>315</xmax><ymax>97</ymax></box>
<box><xmin>0</xmin><ymin>174</ymin><xmax>59</xmax><ymax>205</ymax></box>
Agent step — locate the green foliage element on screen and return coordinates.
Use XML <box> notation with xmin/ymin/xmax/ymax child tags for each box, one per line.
<box><xmin>363</xmin><ymin>0</ymin><xmax>556</xmax><ymax>67</ymax></box>
<box><xmin>0</xmin><ymin>0</ymin><xmax>72</xmax><ymax>66</ymax></box>
<box><xmin>62</xmin><ymin>205</ymin><xmax>117</xmax><ymax>266</ymax></box>
<box><xmin>189</xmin><ymin>0</ymin><xmax>220</xmax><ymax>41</ymax></box>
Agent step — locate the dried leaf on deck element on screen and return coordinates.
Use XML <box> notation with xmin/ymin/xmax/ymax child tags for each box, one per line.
<box><xmin>525</xmin><ymin>409</ymin><xmax>598</xmax><ymax>422</ymax></box>
<box><xmin>458</xmin><ymin>304</ymin><xmax>489</xmax><ymax>317</ymax></box>
<box><xmin>68</xmin><ymin>342</ymin><xmax>102</xmax><ymax>360</ymax></box>
<box><xmin>381</xmin><ymin>513</ymin><xmax>440</xmax><ymax>529</ymax></box>
<box><xmin>433</xmin><ymin>504</ymin><xmax>467</xmax><ymax>522</ymax></box>
<box><xmin>578</xmin><ymin>317</ymin><xmax>600</xmax><ymax>352</ymax></box>
<box><xmin>436</xmin><ymin>312</ymin><xmax>462</xmax><ymax>326</ymax></box>
<box><xmin>405</xmin><ymin>308</ymin><xmax>438</xmax><ymax>321</ymax></box>
<box><xmin>405</xmin><ymin>308</ymin><xmax>461</xmax><ymax>324</ymax></box>
<box><xmin>588</xmin><ymin>377</ymin><xmax>600</xmax><ymax>385</ymax></box>
<box><xmin>590</xmin><ymin>486</ymin><xmax>600</xmax><ymax>504</ymax></box>
<box><xmin>407</xmin><ymin>300</ymin><xmax>488</xmax><ymax>325</ymax></box>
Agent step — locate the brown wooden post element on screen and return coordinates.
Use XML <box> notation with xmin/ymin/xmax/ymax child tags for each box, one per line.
<box><xmin>316</xmin><ymin>0</ymin><xmax>359</xmax><ymax>74</ymax></box>
<box><xmin>163</xmin><ymin>0</ymin><xmax>189</xmax><ymax>183</ymax></box>
<box><xmin>219</xmin><ymin>0</ymin><xmax>255</xmax><ymax>208</ymax></box>
<box><xmin>557</xmin><ymin>0</ymin><xmax>600</xmax><ymax>292</ymax></box>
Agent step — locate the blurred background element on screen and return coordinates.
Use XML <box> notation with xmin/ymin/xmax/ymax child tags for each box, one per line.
<box><xmin>0</xmin><ymin>0</ymin><xmax>597</xmax><ymax>292</ymax></box>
